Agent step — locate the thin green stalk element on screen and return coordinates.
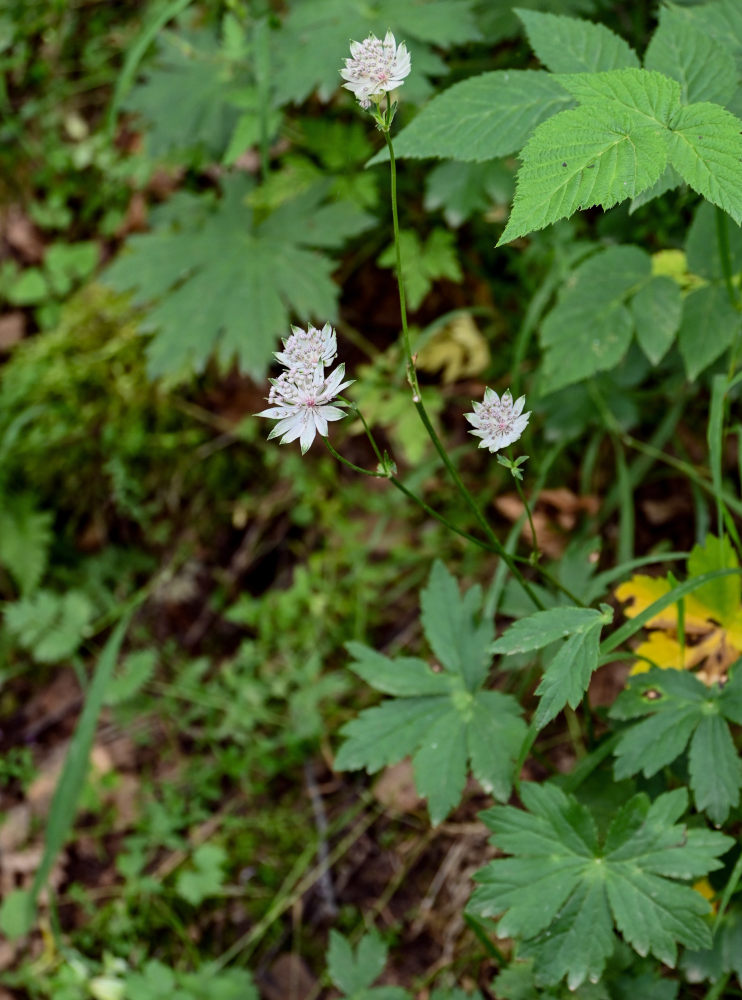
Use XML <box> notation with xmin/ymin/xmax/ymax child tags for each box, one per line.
<box><xmin>716</xmin><ymin>207</ymin><xmax>738</xmax><ymax>310</ymax></box>
<box><xmin>704</xmin><ymin>972</ymin><xmax>731</xmax><ymax>1000</ymax></box>
<box><xmin>512</xmin><ymin>473</ymin><xmax>539</xmax><ymax>563</ymax></box>
<box><xmin>323</xmin><ymin>437</ymin><xmax>385</xmax><ymax>477</ymax></box>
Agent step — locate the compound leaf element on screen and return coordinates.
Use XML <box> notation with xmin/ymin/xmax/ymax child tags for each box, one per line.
<box><xmin>385</xmin><ymin>70</ymin><xmax>572</xmax><ymax>163</ymax></box>
<box><xmin>497</xmin><ymin>106</ymin><xmax>667</xmax><ymax>245</ymax></box>
<box><xmin>334</xmin><ymin>697</ymin><xmax>452</xmax><ymax>774</ymax></box>
<box><xmin>0</xmin><ymin>495</ymin><xmax>52</xmax><ymax>596</ymax></box>
<box><xmin>538</xmin><ymin>245</ymin><xmax>651</xmax><ymax>393</ymax></box>
<box><xmin>413</xmin><ymin>709</ymin><xmax>468</xmax><ymax>824</ymax></box>
<box><xmin>516</xmin><ymin>9</ymin><xmax>639</xmax><ymax>73</ymax></box>
<box><xmin>105</xmin><ymin>176</ymin><xmax>372</xmax><ymax>379</ymax></box>
<box><xmin>644</xmin><ymin>5</ymin><xmax>738</xmax><ymax>106</ymax></box>
<box><xmin>611</xmin><ymin>667</ymin><xmax>742</xmax><ymax>824</ymax></box>
<box><xmin>556</xmin><ymin>69</ymin><xmax>681</xmax><ymax>126</ymax></box>
<box><xmin>470</xmin><ymin>783</ymin><xmax>732</xmax><ymax>988</ymax></box>
<box><xmin>5</xmin><ymin>590</ymin><xmax>93</xmax><ymax>664</ymax></box>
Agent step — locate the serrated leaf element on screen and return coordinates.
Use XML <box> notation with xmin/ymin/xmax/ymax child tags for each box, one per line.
<box><xmin>176</xmin><ymin>844</ymin><xmax>227</xmax><ymax>905</ymax></box>
<box><xmin>5</xmin><ymin>590</ymin><xmax>93</xmax><ymax>663</ymax></box>
<box><xmin>538</xmin><ymin>246</ymin><xmax>651</xmax><ymax>393</ymax></box>
<box><xmin>468</xmin><ymin>692</ymin><xmax>529</xmax><ymax>800</ymax></box>
<box><xmin>105</xmin><ymin>177</ymin><xmax>371</xmax><ymax>379</ymax></box>
<box><xmin>644</xmin><ymin>5</ymin><xmax>738</xmax><ymax>106</ymax></box>
<box><xmin>497</xmin><ymin>106</ymin><xmax>667</xmax><ymax>245</ymax></box>
<box><xmin>678</xmin><ymin>283</ymin><xmax>741</xmax><ymax>380</ymax></box>
<box><xmin>272</xmin><ymin>0</ymin><xmax>481</xmax><ymax>106</ymax></box>
<box><xmin>126</xmin><ymin>30</ymin><xmax>242</xmax><ymax>161</ymax></box>
<box><xmin>334</xmin><ymin>697</ymin><xmax>453</xmax><ymax>773</ymax></box>
<box><xmin>345</xmin><ymin>642</ymin><xmax>455</xmax><ymax>697</ymax></box>
<box><xmin>420</xmin><ymin>560</ymin><xmax>493</xmax><ymax>690</ymax></box>
<box><xmin>681</xmin><ymin>905</ymin><xmax>742</xmax><ymax>986</ymax></box>
<box><xmin>629</xmin><ymin>163</ymin><xmax>684</xmax><ymax>212</ymax></box>
<box><xmin>492</xmin><ymin>606</ymin><xmax>605</xmax><ymax>653</ymax></box>
<box><xmin>383</xmin><ymin>70</ymin><xmax>572</xmax><ymax>164</ymax></box>
<box><xmin>516</xmin><ymin>9</ymin><xmax>639</xmax><ymax>73</ymax></box>
<box><xmin>328</xmin><ymin>931</ymin><xmax>389</xmax><ymax>995</ymax></box>
<box><xmin>413</xmin><ymin>708</ymin><xmax>468</xmax><ymax>824</ymax></box>
<box><xmin>664</xmin><ymin>0</ymin><xmax>742</xmax><ymax>74</ymax></box>
<box><xmin>0</xmin><ymin>495</ymin><xmax>52</xmax><ymax>596</ymax></box>
<box><xmin>667</xmin><ymin>102</ymin><xmax>742</xmax><ymax>225</ymax></box>
<box><xmin>686</xmin><ymin>533</ymin><xmax>740</xmax><ymax>619</ymax></box>
<box><xmin>470</xmin><ymin>783</ymin><xmax>732</xmax><ymax>988</ymax></box>
<box><xmin>557</xmin><ymin>69</ymin><xmax>681</xmax><ymax>125</ymax></box>
<box><xmin>630</xmin><ymin>275</ymin><xmax>682</xmax><ymax>364</ymax></box>
<box><xmin>611</xmin><ymin>667</ymin><xmax>742</xmax><ymax>823</ymax></box>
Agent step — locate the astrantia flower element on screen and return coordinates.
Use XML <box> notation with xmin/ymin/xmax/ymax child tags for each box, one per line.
<box><xmin>273</xmin><ymin>323</ymin><xmax>337</xmax><ymax>374</ymax></box>
<box><xmin>465</xmin><ymin>388</ymin><xmax>530</xmax><ymax>453</ymax></box>
<box><xmin>340</xmin><ymin>31</ymin><xmax>411</xmax><ymax>109</ymax></box>
<box><xmin>258</xmin><ymin>364</ymin><xmax>354</xmax><ymax>454</ymax></box>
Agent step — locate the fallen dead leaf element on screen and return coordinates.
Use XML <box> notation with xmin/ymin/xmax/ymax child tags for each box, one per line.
<box><xmin>373</xmin><ymin>759</ymin><xmax>424</xmax><ymax>814</ymax></box>
<box><xmin>3</xmin><ymin>206</ymin><xmax>44</xmax><ymax>263</ymax></box>
<box><xmin>495</xmin><ymin>489</ymin><xmax>599</xmax><ymax>558</ymax></box>
<box><xmin>0</xmin><ymin>803</ymin><xmax>31</xmax><ymax>853</ymax></box>
<box><xmin>260</xmin><ymin>953</ymin><xmax>317</xmax><ymax>1000</ymax></box>
<box><xmin>0</xmin><ymin>312</ymin><xmax>25</xmax><ymax>350</ymax></box>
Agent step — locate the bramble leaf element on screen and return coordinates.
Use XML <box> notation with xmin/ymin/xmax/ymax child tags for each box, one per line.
<box><xmin>497</xmin><ymin>105</ymin><xmax>667</xmax><ymax>245</ymax></box>
<box><xmin>667</xmin><ymin>103</ymin><xmax>742</xmax><ymax>225</ymax></box>
<box><xmin>336</xmin><ymin>563</ymin><xmax>526</xmax><ymax>823</ymax></box>
<box><xmin>679</xmin><ymin>284</ymin><xmax>742</xmax><ymax>380</ymax></box>
<box><xmin>630</xmin><ymin>275</ymin><xmax>682</xmax><ymax>365</ymax></box>
<box><xmin>470</xmin><ymin>784</ymin><xmax>732</xmax><ymax>989</ymax></box>
<box><xmin>644</xmin><ymin>5</ymin><xmax>738</xmax><ymax>106</ymax></box>
<box><xmin>104</xmin><ymin>176</ymin><xmax>372</xmax><ymax>379</ymax></box>
<box><xmin>383</xmin><ymin>71</ymin><xmax>572</xmax><ymax>163</ymax></box>
<box><xmin>516</xmin><ymin>9</ymin><xmax>639</xmax><ymax>74</ymax></box>
<box><xmin>610</xmin><ymin>666</ymin><xmax>742</xmax><ymax>824</ymax></box>
<box><xmin>377</xmin><ymin>229</ymin><xmax>462</xmax><ymax>312</ymax></box>
<box><xmin>493</xmin><ymin>605</ymin><xmax>612</xmax><ymax>727</ymax></box>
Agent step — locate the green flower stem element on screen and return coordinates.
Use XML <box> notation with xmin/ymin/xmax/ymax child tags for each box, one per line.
<box><xmin>322</xmin><ymin>437</ymin><xmax>386</xmax><ymax>477</ymax></box>
<box><xmin>343</xmin><ymin>400</ymin><xmax>384</xmax><ymax>466</ymax></box>
<box><xmin>511</xmin><ymin>470</ymin><xmax>539</xmax><ymax>563</ymax></box>
<box><xmin>716</xmin><ymin>206</ymin><xmax>739</xmax><ymax>310</ymax></box>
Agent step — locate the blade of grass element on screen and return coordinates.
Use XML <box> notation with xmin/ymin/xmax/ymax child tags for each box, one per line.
<box><xmin>612</xmin><ymin>435</ymin><xmax>634</xmax><ymax>564</ymax></box>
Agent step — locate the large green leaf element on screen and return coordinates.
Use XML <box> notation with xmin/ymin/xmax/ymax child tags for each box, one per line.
<box><xmin>556</xmin><ymin>69</ymin><xmax>680</xmax><ymax>125</ymax></box>
<box><xmin>610</xmin><ymin>666</ymin><xmax>742</xmax><ymax>824</ymax></box>
<box><xmin>537</xmin><ymin>246</ymin><xmax>651</xmax><ymax>393</ymax></box>
<box><xmin>515</xmin><ymin>9</ymin><xmax>639</xmax><ymax>73</ymax></box>
<box><xmin>335</xmin><ymin>562</ymin><xmax>526</xmax><ymax>823</ymax></box>
<box><xmin>381</xmin><ymin>71</ymin><xmax>572</xmax><ymax>163</ymax></box>
<box><xmin>497</xmin><ymin>105</ymin><xmax>667</xmax><ymax>245</ymax></box>
<box><xmin>470</xmin><ymin>784</ymin><xmax>732</xmax><ymax>989</ymax></box>
<box><xmin>664</xmin><ymin>0</ymin><xmax>742</xmax><ymax>73</ymax></box>
<box><xmin>492</xmin><ymin>605</ymin><xmax>612</xmax><ymax>727</ymax></box>
<box><xmin>644</xmin><ymin>5</ymin><xmax>738</xmax><ymax>106</ymax></box>
<box><xmin>104</xmin><ymin>177</ymin><xmax>372</xmax><ymax>379</ymax></box>
<box><xmin>678</xmin><ymin>283</ymin><xmax>741</xmax><ymax>380</ymax></box>
<box><xmin>630</xmin><ymin>275</ymin><xmax>682</xmax><ymax>365</ymax></box>
<box><xmin>667</xmin><ymin>103</ymin><xmax>742</xmax><ymax>224</ymax></box>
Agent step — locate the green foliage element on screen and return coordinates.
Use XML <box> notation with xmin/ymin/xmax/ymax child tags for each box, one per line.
<box><xmin>424</xmin><ymin>160</ymin><xmax>514</xmax><ymax>226</ymax></box>
<box><xmin>175</xmin><ymin>843</ymin><xmax>227</xmax><ymax>906</ymax></box>
<box><xmin>328</xmin><ymin>931</ymin><xmax>407</xmax><ymax>1000</ymax></box>
<box><xmin>492</xmin><ymin>604</ymin><xmax>613</xmax><ymax>728</ymax></box>
<box><xmin>377</xmin><ymin>228</ymin><xmax>462</xmax><ymax>311</ymax></box>
<box><xmin>4</xmin><ymin>590</ymin><xmax>93</xmax><ymax>664</ymax></box>
<box><xmin>470</xmin><ymin>784</ymin><xmax>732</xmax><ymax>989</ymax></box>
<box><xmin>516</xmin><ymin>9</ymin><xmax>639</xmax><ymax>74</ymax></box>
<box><xmin>335</xmin><ymin>561</ymin><xmax>526</xmax><ymax>824</ymax></box>
<box><xmin>610</xmin><ymin>666</ymin><xmax>742</xmax><ymax>824</ymax></box>
<box><xmin>124</xmin><ymin>960</ymin><xmax>258</xmax><ymax>1000</ymax></box>
<box><xmin>105</xmin><ymin>176</ymin><xmax>372</xmax><ymax>379</ymax></box>
<box><xmin>0</xmin><ymin>495</ymin><xmax>52</xmax><ymax>596</ymax></box>
<box><xmin>682</xmin><ymin>904</ymin><xmax>742</xmax><ymax>986</ymax></box>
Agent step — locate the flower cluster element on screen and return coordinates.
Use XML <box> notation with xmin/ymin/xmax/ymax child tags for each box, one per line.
<box><xmin>257</xmin><ymin>324</ymin><xmax>353</xmax><ymax>454</ymax></box>
<box><xmin>340</xmin><ymin>31</ymin><xmax>411</xmax><ymax>110</ymax></box>
<box><xmin>464</xmin><ymin>388</ymin><xmax>530</xmax><ymax>453</ymax></box>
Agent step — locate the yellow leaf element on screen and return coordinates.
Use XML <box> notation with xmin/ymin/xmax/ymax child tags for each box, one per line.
<box><xmin>416</xmin><ymin>314</ymin><xmax>490</xmax><ymax>384</ymax></box>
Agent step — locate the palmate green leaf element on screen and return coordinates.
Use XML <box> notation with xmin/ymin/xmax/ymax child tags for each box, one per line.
<box><xmin>336</xmin><ymin>563</ymin><xmax>526</xmax><ymax>823</ymax></box>
<box><xmin>681</xmin><ymin>905</ymin><xmax>742</xmax><ymax>987</ymax></box>
<box><xmin>5</xmin><ymin>589</ymin><xmax>93</xmax><ymax>664</ymax></box>
<box><xmin>383</xmin><ymin>71</ymin><xmax>573</xmax><ymax>163</ymax></box>
<box><xmin>327</xmin><ymin>931</ymin><xmax>388</xmax><ymax>995</ymax></box>
<box><xmin>377</xmin><ymin>229</ymin><xmax>462</xmax><ymax>312</ymax></box>
<box><xmin>538</xmin><ymin>246</ymin><xmax>651</xmax><ymax>393</ymax></box>
<box><xmin>126</xmin><ymin>30</ymin><xmax>243</xmax><ymax>162</ymax></box>
<box><xmin>470</xmin><ymin>784</ymin><xmax>733</xmax><ymax>989</ymax></box>
<box><xmin>610</xmin><ymin>667</ymin><xmax>742</xmax><ymax>824</ymax></box>
<box><xmin>104</xmin><ymin>176</ymin><xmax>372</xmax><ymax>379</ymax></box>
<box><xmin>497</xmin><ymin>105</ymin><xmax>667</xmax><ymax>245</ymax></box>
<box><xmin>668</xmin><ymin>102</ymin><xmax>742</xmax><ymax>224</ymax></box>
<box><xmin>419</xmin><ymin>559</ymin><xmax>493</xmax><ymax>690</ymax></box>
<box><xmin>644</xmin><ymin>5</ymin><xmax>738</xmax><ymax>106</ymax></box>
<box><xmin>272</xmin><ymin>0</ymin><xmax>480</xmax><ymax>106</ymax></box>
<box><xmin>516</xmin><ymin>9</ymin><xmax>640</xmax><ymax>74</ymax></box>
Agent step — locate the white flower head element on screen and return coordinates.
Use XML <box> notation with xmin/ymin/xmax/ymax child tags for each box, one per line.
<box><xmin>340</xmin><ymin>31</ymin><xmax>411</xmax><ymax>109</ymax></box>
<box><xmin>465</xmin><ymin>387</ymin><xmax>530</xmax><ymax>453</ymax></box>
<box><xmin>258</xmin><ymin>364</ymin><xmax>354</xmax><ymax>454</ymax></box>
<box><xmin>273</xmin><ymin>323</ymin><xmax>337</xmax><ymax>374</ymax></box>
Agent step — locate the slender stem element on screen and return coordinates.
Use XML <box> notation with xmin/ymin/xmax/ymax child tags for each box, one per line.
<box><xmin>512</xmin><ymin>472</ymin><xmax>539</xmax><ymax>562</ymax></box>
<box><xmin>345</xmin><ymin>401</ymin><xmax>384</xmax><ymax>465</ymax></box>
<box><xmin>384</xmin><ymin>129</ymin><xmax>544</xmax><ymax>611</ymax></box>
<box><xmin>716</xmin><ymin>207</ymin><xmax>738</xmax><ymax>309</ymax></box>
<box><xmin>323</xmin><ymin>437</ymin><xmax>385</xmax><ymax>477</ymax></box>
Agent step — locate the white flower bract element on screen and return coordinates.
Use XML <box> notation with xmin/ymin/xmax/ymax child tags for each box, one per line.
<box><xmin>273</xmin><ymin>323</ymin><xmax>337</xmax><ymax>374</ymax></box>
<box><xmin>258</xmin><ymin>360</ymin><xmax>353</xmax><ymax>455</ymax></box>
<box><xmin>340</xmin><ymin>31</ymin><xmax>411</xmax><ymax>109</ymax></box>
<box><xmin>465</xmin><ymin>388</ymin><xmax>530</xmax><ymax>453</ymax></box>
